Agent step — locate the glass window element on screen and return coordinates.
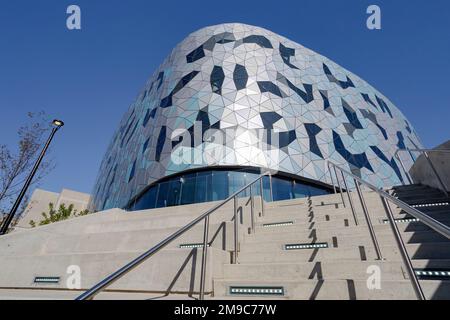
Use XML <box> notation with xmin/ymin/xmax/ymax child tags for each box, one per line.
<box><xmin>272</xmin><ymin>177</ymin><xmax>293</xmax><ymax>201</ymax></box>
<box><xmin>309</xmin><ymin>185</ymin><xmax>329</xmax><ymax>197</ymax></box>
<box><xmin>292</xmin><ymin>181</ymin><xmax>310</xmax><ymax>198</ymax></box>
<box><xmin>167</xmin><ymin>178</ymin><xmax>182</xmax><ymax>206</ymax></box>
<box><xmin>210</xmin><ymin>66</ymin><xmax>225</xmax><ymax>94</ymax></box>
<box><xmin>195</xmin><ymin>171</ymin><xmax>212</xmax><ymax>203</ymax></box>
<box><xmin>262</xmin><ymin>176</ymin><xmax>272</xmax><ymax>202</ymax></box>
<box><xmin>134</xmin><ymin>185</ymin><xmax>157</xmax><ymax>210</ymax></box>
<box><xmin>228</xmin><ymin>171</ymin><xmax>246</xmax><ymax>197</ymax></box>
<box><xmin>233</xmin><ymin>64</ymin><xmax>248</xmax><ymax>90</ymax></box>
<box><xmin>156</xmin><ymin>181</ymin><xmax>170</xmax><ymax>208</ymax></box>
<box><xmin>128</xmin><ymin>159</ymin><xmax>136</xmax><ymax>183</ymax></box>
<box><xmin>257</xmin><ymin>81</ymin><xmax>283</xmax><ymax>98</ymax></box>
<box><xmin>242</xmin><ymin>35</ymin><xmax>273</xmax><ymax>49</ymax></box>
<box><xmin>211</xmin><ymin>171</ymin><xmax>229</xmax><ymax>201</ymax></box>
<box><xmin>244</xmin><ymin>172</ymin><xmax>260</xmax><ymax>196</ymax></box>
<box><xmin>127</xmin><ymin>169</ymin><xmax>331</xmax><ymax>211</ymax></box>
<box><xmin>180</xmin><ymin>173</ymin><xmax>196</xmax><ymax>205</ymax></box>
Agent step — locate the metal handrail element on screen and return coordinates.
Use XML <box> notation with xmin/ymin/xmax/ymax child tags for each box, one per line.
<box><xmin>327</xmin><ymin>161</ymin><xmax>450</xmax><ymax>239</ymax></box>
<box><xmin>327</xmin><ymin>161</ymin><xmax>450</xmax><ymax>300</ymax></box>
<box><xmin>395</xmin><ymin>148</ymin><xmax>450</xmax><ymax>197</ymax></box>
<box><xmin>75</xmin><ymin>171</ymin><xmax>270</xmax><ymax>300</ymax></box>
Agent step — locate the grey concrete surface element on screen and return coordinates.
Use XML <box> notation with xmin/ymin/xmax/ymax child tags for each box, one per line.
<box><xmin>0</xmin><ymin>186</ymin><xmax>449</xmax><ymax>300</ymax></box>
<box><xmin>409</xmin><ymin>140</ymin><xmax>450</xmax><ymax>192</ymax></box>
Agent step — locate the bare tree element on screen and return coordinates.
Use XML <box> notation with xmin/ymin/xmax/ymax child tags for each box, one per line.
<box><xmin>0</xmin><ymin>112</ymin><xmax>55</xmax><ymax>220</ymax></box>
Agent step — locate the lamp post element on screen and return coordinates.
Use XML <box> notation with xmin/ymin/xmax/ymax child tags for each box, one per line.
<box><xmin>0</xmin><ymin>119</ymin><xmax>64</xmax><ymax>235</ymax></box>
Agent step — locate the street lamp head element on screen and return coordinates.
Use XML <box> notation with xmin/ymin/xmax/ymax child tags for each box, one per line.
<box><xmin>52</xmin><ymin>119</ymin><xmax>64</xmax><ymax>128</ymax></box>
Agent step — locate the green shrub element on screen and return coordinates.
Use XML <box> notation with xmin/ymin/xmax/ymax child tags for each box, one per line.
<box><xmin>29</xmin><ymin>202</ymin><xmax>90</xmax><ymax>227</ymax></box>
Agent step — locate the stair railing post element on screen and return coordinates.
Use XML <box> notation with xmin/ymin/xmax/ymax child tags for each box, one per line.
<box><xmin>250</xmin><ymin>184</ymin><xmax>255</xmax><ymax>233</ymax></box>
<box><xmin>341</xmin><ymin>172</ymin><xmax>358</xmax><ymax>225</ymax></box>
<box><xmin>233</xmin><ymin>195</ymin><xmax>239</xmax><ymax>264</ymax></box>
<box><xmin>260</xmin><ymin>177</ymin><xmax>265</xmax><ymax>217</ymax></box>
<box><xmin>395</xmin><ymin>152</ymin><xmax>413</xmax><ymax>185</ymax></box>
<box><xmin>327</xmin><ymin>161</ymin><xmax>337</xmax><ymax>194</ymax></box>
<box><xmin>269</xmin><ymin>174</ymin><xmax>274</xmax><ymax>202</ymax></box>
<box><xmin>380</xmin><ymin>197</ymin><xmax>425</xmax><ymax>300</ymax></box>
<box><xmin>354</xmin><ymin>180</ymin><xmax>382</xmax><ymax>260</ymax></box>
<box><xmin>333</xmin><ymin>165</ymin><xmax>346</xmax><ymax>207</ymax></box>
<box><xmin>423</xmin><ymin>151</ymin><xmax>449</xmax><ymax>197</ymax></box>
<box><xmin>199</xmin><ymin>215</ymin><xmax>210</xmax><ymax>300</ymax></box>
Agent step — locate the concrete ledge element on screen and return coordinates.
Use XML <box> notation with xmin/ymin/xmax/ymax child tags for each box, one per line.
<box><xmin>409</xmin><ymin>140</ymin><xmax>450</xmax><ymax>192</ymax></box>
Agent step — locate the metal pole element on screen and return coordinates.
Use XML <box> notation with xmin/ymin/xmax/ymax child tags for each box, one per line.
<box><xmin>269</xmin><ymin>174</ymin><xmax>273</xmax><ymax>202</ymax></box>
<box><xmin>260</xmin><ymin>177</ymin><xmax>265</xmax><ymax>217</ymax></box>
<box><xmin>199</xmin><ymin>215</ymin><xmax>210</xmax><ymax>300</ymax></box>
<box><xmin>341</xmin><ymin>173</ymin><xmax>358</xmax><ymax>225</ymax></box>
<box><xmin>396</xmin><ymin>152</ymin><xmax>413</xmax><ymax>185</ymax></box>
<box><xmin>380</xmin><ymin>197</ymin><xmax>425</xmax><ymax>300</ymax></box>
<box><xmin>328</xmin><ymin>162</ymin><xmax>337</xmax><ymax>193</ymax></box>
<box><xmin>355</xmin><ymin>180</ymin><xmax>382</xmax><ymax>260</ymax></box>
<box><xmin>333</xmin><ymin>165</ymin><xmax>346</xmax><ymax>207</ymax></box>
<box><xmin>233</xmin><ymin>196</ymin><xmax>238</xmax><ymax>264</ymax></box>
<box><xmin>250</xmin><ymin>184</ymin><xmax>255</xmax><ymax>233</ymax></box>
<box><xmin>0</xmin><ymin>126</ymin><xmax>60</xmax><ymax>235</ymax></box>
<box><xmin>424</xmin><ymin>152</ymin><xmax>449</xmax><ymax>197</ymax></box>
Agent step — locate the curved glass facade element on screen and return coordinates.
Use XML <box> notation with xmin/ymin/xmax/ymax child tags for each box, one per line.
<box><xmin>128</xmin><ymin>168</ymin><xmax>331</xmax><ymax>211</ymax></box>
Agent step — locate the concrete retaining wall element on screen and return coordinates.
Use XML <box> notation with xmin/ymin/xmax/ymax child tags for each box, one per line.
<box><xmin>409</xmin><ymin>140</ymin><xmax>450</xmax><ymax>192</ymax></box>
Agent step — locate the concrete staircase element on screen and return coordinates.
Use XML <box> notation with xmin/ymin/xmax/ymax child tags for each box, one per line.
<box><xmin>0</xmin><ymin>184</ymin><xmax>449</xmax><ymax>299</ymax></box>
<box><xmin>212</xmin><ymin>185</ymin><xmax>450</xmax><ymax>299</ymax></box>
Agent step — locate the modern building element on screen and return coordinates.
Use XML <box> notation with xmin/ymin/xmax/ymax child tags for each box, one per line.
<box><xmin>90</xmin><ymin>23</ymin><xmax>422</xmax><ymax>213</ymax></box>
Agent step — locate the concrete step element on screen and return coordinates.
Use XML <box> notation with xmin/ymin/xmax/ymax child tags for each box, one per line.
<box><xmin>396</xmin><ymin>190</ymin><xmax>446</xmax><ymax>197</ymax></box>
<box><xmin>411</xmin><ymin>258</ymin><xmax>450</xmax><ymax>269</ymax></box>
<box><xmin>0</xmin><ymin>247</ymin><xmax>228</xmax><ymax>293</ymax></box>
<box><xmin>398</xmin><ymin>210</ymin><xmax>450</xmax><ymax>220</ymax></box>
<box><xmin>395</xmin><ymin>214</ymin><xmax>450</xmax><ymax>229</ymax></box>
<box><xmin>263</xmin><ymin>201</ymin><xmax>418</xmax><ymax>222</ymax></box>
<box><xmin>222</xmin><ymin>260</ymin><xmax>407</xmax><ymax>281</ymax></box>
<box><xmin>391</xmin><ymin>184</ymin><xmax>438</xmax><ymax>192</ymax></box>
<box><xmin>269</xmin><ymin>194</ymin><xmax>387</xmax><ymax>211</ymax></box>
<box><xmin>254</xmin><ymin>218</ymin><xmax>445</xmax><ymax>235</ymax></box>
<box><xmin>243</xmin><ymin>228</ymin><xmax>448</xmax><ymax>246</ymax></box>
<box><xmin>401</xmin><ymin>197</ymin><xmax>450</xmax><ymax>206</ymax></box>
<box><xmin>392</xmin><ymin>185</ymin><xmax>444</xmax><ymax>192</ymax></box>
<box><xmin>0</xmin><ymin>221</ymin><xmax>236</xmax><ymax>256</ymax></box>
<box><xmin>258</xmin><ymin>210</ymin><xmax>357</xmax><ymax>225</ymax></box>
<box><xmin>237</xmin><ymin>244</ymin><xmax>384</xmax><ymax>263</ymax></box>
<box><xmin>213</xmin><ymin>279</ymin><xmax>450</xmax><ymax>299</ymax></box>
<box><xmin>0</xmin><ymin>288</ymin><xmax>198</xmax><ymax>300</ymax></box>
<box><xmin>13</xmin><ymin>198</ymin><xmax>254</xmax><ymax>236</ymax></box>
<box><xmin>240</xmin><ymin>235</ymin><xmax>450</xmax><ymax>256</ymax></box>
<box><xmin>237</xmin><ymin>242</ymin><xmax>450</xmax><ymax>263</ymax></box>
<box><xmin>400</xmin><ymin>207</ymin><xmax>450</xmax><ymax>216</ymax></box>
<box><xmin>260</xmin><ymin>207</ymin><xmax>411</xmax><ymax>226</ymax></box>
<box><xmin>253</xmin><ymin>219</ymin><xmax>361</xmax><ymax>234</ymax></box>
<box><xmin>266</xmin><ymin>193</ymin><xmax>345</xmax><ymax>208</ymax></box>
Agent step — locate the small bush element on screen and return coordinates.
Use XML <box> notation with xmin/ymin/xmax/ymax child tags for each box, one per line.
<box><xmin>29</xmin><ymin>202</ymin><xmax>90</xmax><ymax>227</ymax></box>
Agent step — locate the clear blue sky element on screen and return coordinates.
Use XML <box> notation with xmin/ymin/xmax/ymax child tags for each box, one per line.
<box><xmin>0</xmin><ymin>0</ymin><xmax>449</xmax><ymax>195</ymax></box>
